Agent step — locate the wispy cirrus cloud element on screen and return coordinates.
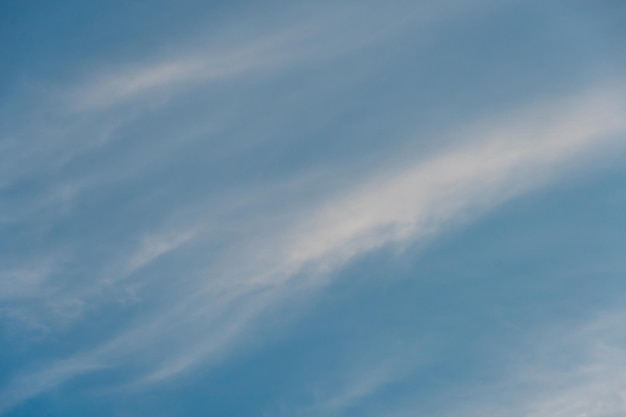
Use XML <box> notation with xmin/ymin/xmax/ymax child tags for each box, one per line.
<box><xmin>65</xmin><ymin>31</ymin><xmax>299</xmax><ymax>111</ymax></box>
<box><xmin>48</xmin><ymin>0</ymin><xmax>508</xmax><ymax>117</ymax></box>
<box><xmin>270</xmin><ymin>85</ymin><xmax>626</xmax><ymax>278</ymax></box>
<box><xmin>0</xmin><ymin>0</ymin><xmax>500</xmax><ymax>326</ymax></box>
<box><xmin>285</xmin><ymin>343</ymin><xmax>429</xmax><ymax>417</ymax></box>
<box><xmin>433</xmin><ymin>311</ymin><xmax>626</xmax><ymax>417</ymax></box>
<box><xmin>64</xmin><ymin>0</ymin><xmax>480</xmax><ymax>112</ymax></box>
<box><xmin>2</xmin><ymin>2</ymin><xmax>625</xmax><ymax>416</ymax></box>
<box><xmin>0</xmin><ymin>0</ymin><xmax>487</xmax><ymax>210</ymax></box>
<box><xmin>119</xmin><ymin>84</ymin><xmax>626</xmax><ymax>387</ymax></box>
<box><xmin>1</xmin><ymin>81</ymin><xmax>624</xmax><ymax>414</ymax></box>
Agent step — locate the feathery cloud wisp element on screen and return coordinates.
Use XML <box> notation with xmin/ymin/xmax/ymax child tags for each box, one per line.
<box><xmin>1</xmin><ymin>82</ymin><xmax>624</xmax><ymax>414</ymax></box>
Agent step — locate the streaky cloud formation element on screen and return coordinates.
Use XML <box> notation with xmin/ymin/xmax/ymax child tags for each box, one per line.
<box><xmin>63</xmin><ymin>0</ymin><xmax>491</xmax><ymax>112</ymax></box>
<box><xmin>1</xmin><ymin>1</ymin><xmax>625</xmax><ymax>416</ymax></box>
<box><xmin>1</xmin><ymin>81</ymin><xmax>624</xmax><ymax>414</ymax></box>
<box><xmin>432</xmin><ymin>311</ymin><xmax>626</xmax><ymax>417</ymax></box>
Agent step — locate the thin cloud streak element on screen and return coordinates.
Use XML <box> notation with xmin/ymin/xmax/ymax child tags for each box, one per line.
<box><xmin>62</xmin><ymin>0</ymin><xmax>497</xmax><ymax>112</ymax></box>
<box><xmin>66</xmin><ymin>31</ymin><xmax>298</xmax><ymax>111</ymax></box>
<box><xmin>126</xmin><ymin>85</ymin><xmax>626</xmax><ymax>387</ymax></box>
<box><xmin>436</xmin><ymin>311</ymin><xmax>626</xmax><ymax>417</ymax></box>
<box><xmin>0</xmin><ymin>0</ymin><xmax>484</xmax><ymax>202</ymax></box>
<box><xmin>1</xmin><ymin>83</ymin><xmax>624</xmax><ymax>415</ymax></box>
<box><xmin>273</xmin><ymin>86</ymin><xmax>626</xmax><ymax>278</ymax></box>
<box><xmin>294</xmin><ymin>346</ymin><xmax>428</xmax><ymax>417</ymax></box>
<box><xmin>0</xmin><ymin>0</ymin><xmax>500</xmax><ymax>329</ymax></box>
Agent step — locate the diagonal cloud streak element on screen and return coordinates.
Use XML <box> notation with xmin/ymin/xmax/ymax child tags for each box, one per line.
<box><xmin>1</xmin><ymin>82</ymin><xmax>625</xmax><ymax>414</ymax></box>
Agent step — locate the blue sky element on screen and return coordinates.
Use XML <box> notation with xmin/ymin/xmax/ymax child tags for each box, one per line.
<box><xmin>1</xmin><ymin>1</ymin><xmax>626</xmax><ymax>416</ymax></box>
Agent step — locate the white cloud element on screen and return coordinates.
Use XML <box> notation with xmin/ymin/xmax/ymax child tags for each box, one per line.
<box><xmin>66</xmin><ymin>32</ymin><xmax>292</xmax><ymax>111</ymax></box>
<box><xmin>0</xmin><ymin>266</ymin><xmax>52</xmax><ymax>300</ymax></box>
<box><xmin>0</xmin><ymin>356</ymin><xmax>105</xmax><ymax>414</ymax></box>
<box><xmin>291</xmin><ymin>344</ymin><xmax>429</xmax><ymax>417</ymax></box>
<box><xmin>2</xmin><ymin>83</ymin><xmax>622</xmax><ymax>416</ymax></box>
<box><xmin>268</xmin><ymin>85</ymin><xmax>626</xmax><ymax>282</ymax></box>
<box><xmin>437</xmin><ymin>312</ymin><xmax>626</xmax><ymax>417</ymax></box>
<box><xmin>0</xmin><ymin>83</ymin><xmax>626</xmax><ymax>417</ymax></box>
<box><xmin>125</xmin><ymin>228</ymin><xmax>199</xmax><ymax>273</ymax></box>
<box><xmin>63</xmin><ymin>0</ymin><xmax>497</xmax><ymax>112</ymax></box>
<box><xmin>1</xmin><ymin>0</ymin><xmax>625</xmax><ymax>407</ymax></box>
